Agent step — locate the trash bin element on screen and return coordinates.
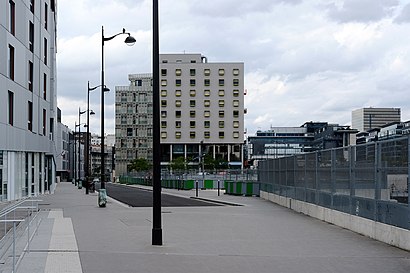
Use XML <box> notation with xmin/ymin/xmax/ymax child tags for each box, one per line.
<box><xmin>78</xmin><ymin>180</ymin><xmax>83</xmax><ymax>189</ymax></box>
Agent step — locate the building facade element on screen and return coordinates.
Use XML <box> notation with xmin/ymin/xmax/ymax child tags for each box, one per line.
<box><xmin>115</xmin><ymin>54</ymin><xmax>245</xmax><ymax>176</ymax></box>
<box><xmin>247</xmin><ymin>122</ymin><xmax>357</xmax><ymax>166</ymax></box>
<box><xmin>0</xmin><ymin>0</ymin><xmax>58</xmax><ymax>201</ymax></box>
<box><xmin>352</xmin><ymin>107</ymin><xmax>401</xmax><ymax>132</ymax></box>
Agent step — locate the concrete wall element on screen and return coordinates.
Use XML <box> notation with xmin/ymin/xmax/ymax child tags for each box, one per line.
<box><xmin>261</xmin><ymin>191</ymin><xmax>410</xmax><ymax>251</ymax></box>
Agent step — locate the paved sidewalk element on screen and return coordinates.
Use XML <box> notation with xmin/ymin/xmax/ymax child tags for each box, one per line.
<box><xmin>12</xmin><ymin>182</ymin><xmax>410</xmax><ymax>273</ymax></box>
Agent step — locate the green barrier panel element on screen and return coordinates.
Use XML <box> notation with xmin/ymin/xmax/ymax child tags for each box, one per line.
<box><xmin>236</xmin><ymin>182</ymin><xmax>242</xmax><ymax>195</ymax></box>
<box><xmin>204</xmin><ymin>180</ymin><xmax>213</xmax><ymax>189</ymax></box>
<box><xmin>184</xmin><ymin>180</ymin><xmax>194</xmax><ymax>190</ymax></box>
<box><xmin>246</xmin><ymin>182</ymin><xmax>254</xmax><ymax>196</ymax></box>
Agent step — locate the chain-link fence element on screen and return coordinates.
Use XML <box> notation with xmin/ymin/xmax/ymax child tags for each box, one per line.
<box><xmin>259</xmin><ymin>136</ymin><xmax>410</xmax><ymax>230</ymax></box>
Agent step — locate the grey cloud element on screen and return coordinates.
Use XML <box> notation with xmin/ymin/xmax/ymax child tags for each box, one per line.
<box><xmin>394</xmin><ymin>4</ymin><xmax>410</xmax><ymax>23</ymax></box>
<box><xmin>325</xmin><ymin>0</ymin><xmax>399</xmax><ymax>23</ymax></box>
<box><xmin>189</xmin><ymin>0</ymin><xmax>302</xmax><ymax>18</ymax></box>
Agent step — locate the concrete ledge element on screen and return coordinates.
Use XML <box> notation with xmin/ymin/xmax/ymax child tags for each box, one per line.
<box><xmin>261</xmin><ymin>191</ymin><xmax>410</xmax><ymax>251</ymax></box>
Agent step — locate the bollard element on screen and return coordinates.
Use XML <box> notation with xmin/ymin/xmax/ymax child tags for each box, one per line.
<box><xmin>218</xmin><ymin>180</ymin><xmax>220</xmax><ymax>196</ymax></box>
<box><xmin>196</xmin><ymin>180</ymin><xmax>198</xmax><ymax>197</ymax></box>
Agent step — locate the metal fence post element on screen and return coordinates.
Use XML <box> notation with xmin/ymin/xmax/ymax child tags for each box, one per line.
<box><xmin>407</xmin><ymin>136</ymin><xmax>410</xmax><ymax>210</ymax></box>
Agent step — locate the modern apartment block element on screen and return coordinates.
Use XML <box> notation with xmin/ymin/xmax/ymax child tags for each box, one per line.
<box><xmin>115</xmin><ymin>74</ymin><xmax>153</xmax><ymax>176</ymax></box>
<box><xmin>352</xmin><ymin>107</ymin><xmax>401</xmax><ymax>132</ymax></box>
<box><xmin>115</xmin><ymin>53</ymin><xmax>245</xmax><ymax>176</ymax></box>
<box><xmin>0</xmin><ymin>0</ymin><xmax>58</xmax><ymax>201</ymax></box>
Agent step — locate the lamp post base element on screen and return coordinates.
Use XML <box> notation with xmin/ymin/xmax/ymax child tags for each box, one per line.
<box><xmin>152</xmin><ymin>228</ymin><xmax>162</xmax><ymax>245</ymax></box>
<box><xmin>98</xmin><ymin>189</ymin><xmax>107</xmax><ymax>207</ymax></box>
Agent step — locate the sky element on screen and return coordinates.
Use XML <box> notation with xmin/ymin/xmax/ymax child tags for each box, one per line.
<box><xmin>57</xmin><ymin>0</ymin><xmax>410</xmax><ymax>136</ymax></box>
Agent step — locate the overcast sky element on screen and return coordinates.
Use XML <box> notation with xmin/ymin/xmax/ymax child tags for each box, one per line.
<box><xmin>57</xmin><ymin>0</ymin><xmax>410</xmax><ymax>136</ymax></box>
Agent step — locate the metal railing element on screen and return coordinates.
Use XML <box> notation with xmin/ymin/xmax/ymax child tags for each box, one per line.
<box><xmin>258</xmin><ymin>136</ymin><xmax>410</xmax><ymax>230</ymax></box>
<box><xmin>0</xmin><ymin>198</ymin><xmax>42</xmax><ymax>272</ymax></box>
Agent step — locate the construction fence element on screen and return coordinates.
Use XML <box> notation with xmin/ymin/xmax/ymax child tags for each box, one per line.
<box><xmin>258</xmin><ymin>136</ymin><xmax>410</xmax><ymax>230</ymax></box>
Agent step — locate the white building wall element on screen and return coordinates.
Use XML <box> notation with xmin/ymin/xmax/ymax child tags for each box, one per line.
<box><xmin>0</xmin><ymin>0</ymin><xmax>58</xmax><ymax>201</ymax></box>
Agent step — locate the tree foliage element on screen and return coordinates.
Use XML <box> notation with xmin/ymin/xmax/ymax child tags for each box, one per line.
<box><xmin>128</xmin><ymin>158</ymin><xmax>151</xmax><ymax>172</ymax></box>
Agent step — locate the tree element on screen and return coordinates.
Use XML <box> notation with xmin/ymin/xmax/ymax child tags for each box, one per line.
<box><xmin>170</xmin><ymin>156</ymin><xmax>186</xmax><ymax>172</ymax></box>
<box><xmin>128</xmin><ymin>158</ymin><xmax>151</xmax><ymax>172</ymax></box>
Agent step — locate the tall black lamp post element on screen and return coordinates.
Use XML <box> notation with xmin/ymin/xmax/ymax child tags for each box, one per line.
<box><xmin>78</xmin><ymin>108</ymin><xmax>86</xmax><ymax>188</ymax></box>
<box><xmin>99</xmin><ymin>26</ymin><xmax>135</xmax><ymax>207</ymax></box>
<box><xmin>86</xmin><ymin>82</ymin><xmax>107</xmax><ymax>194</ymax></box>
<box><xmin>152</xmin><ymin>0</ymin><xmax>162</xmax><ymax>246</ymax></box>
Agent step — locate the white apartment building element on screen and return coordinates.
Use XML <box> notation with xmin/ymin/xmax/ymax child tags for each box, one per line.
<box><xmin>0</xmin><ymin>0</ymin><xmax>58</xmax><ymax>201</ymax></box>
<box><xmin>115</xmin><ymin>53</ymin><xmax>245</xmax><ymax>175</ymax></box>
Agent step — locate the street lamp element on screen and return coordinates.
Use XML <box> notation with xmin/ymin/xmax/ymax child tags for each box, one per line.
<box><xmin>77</xmin><ymin>108</ymin><xmax>86</xmax><ymax>189</ymax></box>
<box><xmin>100</xmin><ymin>26</ymin><xmax>135</xmax><ymax>207</ymax></box>
<box><xmin>86</xmin><ymin>82</ymin><xmax>108</xmax><ymax>194</ymax></box>
<box><xmin>152</xmin><ymin>0</ymin><xmax>162</xmax><ymax>246</ymax></box>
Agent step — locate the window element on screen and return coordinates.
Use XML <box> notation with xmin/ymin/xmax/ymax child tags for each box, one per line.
<box><xmin>161</xmin><ymin>111</ymin><xmax>167</xmax><ymax>118</ymax></box>
<box><xmin>9</xmin><ymin>1</ymin><xmax>15</xmax><ymax>35</ymax></box>
<box><xmin>219</xmin><ymin>121</ymin><xmax>225</xmax><ymax>128</ymax></box>
<box><xmin>161</xmin><ymin>79</ymin><xmax>167</xmax><ymax>86</ymax></box>
<box><xmin>219</xmin><ymin>79</ymin><xmax>224</xmax><ymax>86</ymax></box>
<box><xmin>204</xmin><ymin>111</ymin><xmax>210</xmax><ymax>117</ymax></box>
<box><xmin>28</xmin><ymin>61</ymin><xmax>34</xmax><ymax>91</ymax></box>
<box><xmin>204</xmin><ymin>131</ymin><xmax>210</xmax><ymax>138</ymax></box>
<box><xmin>30</xmin><ymin>0</ymin><xmax>34</xmax><ymax>13</ymax></box>
<box><xmin>204</xmin><ymin>79</ymin><xmax>210</xmax><ymax>86</ymax></box>
<box><xmin>204</xmin><ymin>100</ymin><xmax>210</xmax><ymax>107</ymax></box>
<box><xmin>204</xmin><ymin>121</ymin><xmax>210</xmax><ymax>128</ymax></box>
<box><xmin>233</xmin><ymin>131</ymin><xmax>240</xmax><ymax>138</ymax></box>
<box><xmin>28</xmin><ymin>101</ymin><xmax>33</xmax><ymax>131</ymax></box>
<box><xmin>218</xmin><ymin>69</ymin><xmax>225</xmax><ymax>76</ymax></box>
<box><xmin>219</xmin><ymin>110</ymin><xmax>224</xmax><ymax>117</ymax></box>
<box><xmin>190</xmin><ymin>90</ymin><xmax>196</xmax><ymax>97</ymax></box>
<box><xmin>161</xmin><ymin>90</ymin><xmax>167</xmax><ymax>97</ymax></box>
<box><xmin>29</xmin><ymin>21</ymin><xmax>34</xmax><ymax>52</ymax></box>
<box><xmin>233</xmin><ymin>89</ymin><xmax>239</xmax><ymax>97</ymax></box>
<box><xmin>161</xmin><ymin>132</ymin><xmax>167</xmax><ymax>139</ymax></box>
<box><xmin>233</xmin><ymin>110</ymin><xmax>239</xmax><ymax>118</ymax></box>
<box><xmin>190</xmin><ymin>111</ymin><xmax>196</xmax><ymax>118</ymax></box>
<box><xmin>233</xmin><ymin>79</ymin><xmax>239</xmax><ymax>86</ymax></box>
<box><xmin>190</xmin><ymin>121</ymin><xmax>196</xmax><ymax>128</ymax></box>
<box><xmin>43</xmin><ymin>109</ymin><xmax>47</xmax><ymax>135</ymax></box>
<box><xmin>8</xmin><ymin>45</ymin><xmax>14</xmax><ymax>80</ymax></box>
<box><xmin>44</xmin><ymin>2</ymin><xmax>48</xmax><ymax>30</ymax></box>
<box><xmin>175</xmin><ymin>111</ymin><xmax>181</xmax><ymax>118</ymax></box>
<box><xmin>204</xmin><ymin>90</ymin><xmax>210</xmax><ymax>97</ymax></box>
<box><xmin>175</xmin><ymin>100</ymin><xmax>181</xmax><ymax>107</ymax></box>
<box><xmin>127</xmin><ymin>128</ymin><xmax>133</xmax><ymax>137</ymax></box>
<box><xmin>219</xmin><ymin>132</ymin><xmax>224</xmax><ymax>138</ymax></box>
<box><xmin>233</xmin><ymin>121</ymin><xmax>240</xmax><ymax>128</ymax></box>
<box><xmin>175</xmin><ymin>121</ymin><xmax>181</xmax><ymax>128</ymax></box>
<box><xmin>44</xmin><ymin>38</ymin><xmax>48</xmax><ymax>65</ymax></box>
<box><xmin>161</xmin><ymin>100</ymin><xmax>167</xmax><ymax>107</ymax></box>
<box><xmin>190</xmin><ymin>131</ymin><xmax>196</xmax><ymax>139</ymax></box>
<box><xmin>161</xmin><ymin>69</ymin><xmax>167</xmax><ymax>76</ymax></box>
<box><xmin>233</xmin><ymin>100</ymin><xmax>240</xmax><ymax>107</ymax></box>
<box><xmin>233</xmin><ymin>69</ymin><xmax>240</xmax><ymax>76</ymax></box>
<box><xmin>204</xmin><ymin>69</ymin><xmax>210</xmax><ymax>76</ymax></box>
<box><xmin>218</xmin><ymin>100</ymin><xmax>225</xmax><ymax>107</ymax></box>
<box><xmin>190</xmin><ymin>100</ymin><xmax>196</xmax><ymax>107</ymax></box>
<box><xmin>175</xmin><ymin>132</ymin><xmax>181</xmax><ymax>139</ymax></box>
<box><xmin>175</xmin><ymin>90</ymin><xmax>182</xmax><ymax>97</ymax></box>
<box><xmin>8</xmin><ymin>91</ymin><xmax>14</xmax><ymax>126</ymax></box>
<box><xmin>218</xmin><ymin>90</ymin><xmax>225</xmax><ymax>96</ymax></box>
<box><xmin>161</xmin><ymin>121</ymin><xmax>167</xmax><ymax>128</ymax></box>
<box><xmin>190</xmin><ymin>69</ymin><xmax>196</xmax><ymax>76</ymax></box>
<box><xmin>175</xmin><ymin>79</ymin><xmax>181</xmax><ymax>86</ymax></box>
<box><xmin>175</xmin><ymin>69</ymin><xmax>182</xmax><ymax>76</ymax></box>
<box><xmin>190</xmin><ymin>79</ymin><xmax>196</xmax><ymax>86</ymax></box>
